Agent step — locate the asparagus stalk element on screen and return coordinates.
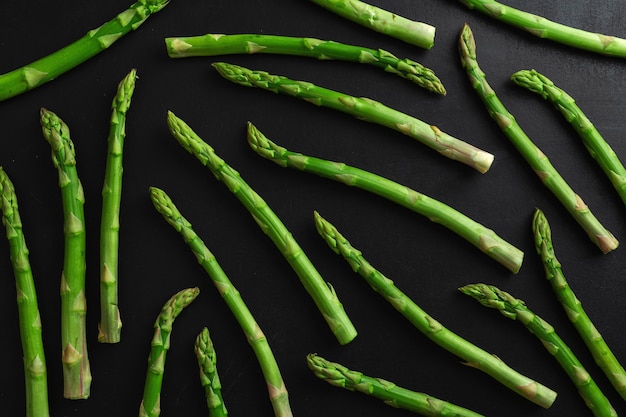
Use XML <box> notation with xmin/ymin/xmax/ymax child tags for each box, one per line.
<box><xmin>0</xmin><ymin>0</ymin><xmax>169</xmax><ymax>102</ymax></box>
<box><xmin>40</xmin><ymin>108</ymin><xmax>91</xmax><ymax>400</ymax></box>
<box><xmin>195</xmin><ymin>327</ymin><xmax>227</xmax><ymax>417</ymax></box>
<box><xmin>0</xmin><ymin>168</ymin><xmax>50</xmax><ymax>417</ymax></box>
<box><xmin>458</xmin><ymin>24</ymin><xmax>618</xmax><ymax>254</ymax></box>
<box><xmin>459</xmin><ymin>283</ymin><xmax>617</xmax><ymax>417</ymax></box>
<box><xmin>166</xmin><ymin>111</ymin><xmax>357</xmax><ymax>345</ymax></box>
<box><xmin>247</xmin><ymin>123</ymin><xmax>523</xmax><ymax>273</ymax></box>
<box><xmin>139</xmin><ymin>287</ymin><xmax>200</xmax><ymax>417</ymax></box>
<box><xmin>165</xmin><ymin>34</ymin><xmax>446</xmax><ymax>95</ymax></box>
<box><xmin>532</xmin><ymin>208</ymin><xmax>626</xmax><ymax>401</ymax></box>
<box><xmin>313</xmin><ymin>211</ymin><xmax>556</xmax><ymax>408</ymax></box>
<box><xmin>98</xmin><ymin>68</ymin><xmax>137</xmax><ymax>344</ymax></box>
<box><xmin>213</xmin><ymin>62</ymin><xmax>494</xmax><ymax>173</ymax></box>
<box><xmin>149</xmin><ymin>187</ymin><xmax>293</xmax><ymax>417</ymax></box>
<box><xmin>307</xmin><ymin>353</ymin><xmax>485</xmax><ymax>417</ymax></box>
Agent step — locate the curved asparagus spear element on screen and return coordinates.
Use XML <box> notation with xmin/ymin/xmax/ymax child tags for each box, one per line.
<box><xmin>0</xmin><ymin>0</ymin><xmax>169</xmax><ymax>102</ymax></box>
<box><xmin>314</xmin><ymin>212</ymin><xmax>556</xmax><ymax>408</ymax></box>
<box><xmin>459</xmin><ymin>283</ymin><xmax>616</xmax><ymax>417</ymax></box>
<box><xmin>40</xmin><ymin>108</ymin><xmax>91</xmax><ymax>400</ymax></box>
<box><xmin>458</xmin><ymin>24</ymin><xmax>618</xmax><ymax>253</ymax></box>
<box><xmin>165</xmin><ymin>34</ymin><xmax>445</xmax><ymax>95</ymax></box>
<box><xmin>0</xmin><ymin>168</ymin><xmax>50</xmax><ymax>417</ymax></box>
<box><xmin>167</xmin><ymin>111</ymin><xmax>357</xmax><ymax>345</ymax></box>
<box><xmin>139</xmin><ymin>287</ymin><xmax>199</xmax><ymax>417</ymax></box>
<box><xmin>149</xmin><ymin>187</ymin><xmax>293</xmax><ymax>417</ymax></box>
<box><xmin>533</xmin><ymin>208</ymin><xmax>626</xmax><ymax>401</ymax></box>
<box><xmin>195</xmin><ymin>327</ymin><xmax>227</xmax><ymax>417</ymax></box>
<box><xmin>213</xmin><ymin>62</ymin><xmax>493</xmax><ymax>173</ymax></box>
<box><xmin>247</xmin><ymin>123</ymin><xmax>523</xmax><ymax>273</ymax></box>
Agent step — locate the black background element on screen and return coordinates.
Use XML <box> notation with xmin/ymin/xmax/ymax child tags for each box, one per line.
<box><xmin>1</xmin><ymin>1</ymin><xmax>626</xmax><ymax>416</ymax></box>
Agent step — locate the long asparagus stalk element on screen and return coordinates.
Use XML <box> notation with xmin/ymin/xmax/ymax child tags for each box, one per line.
<box><xmin>166</xmin><ymin>111</ymin><xmax>357</xmax><ymax>345</ymax></box>
<box><xmin>149</xmin><ymin>187</ymin><xmax>293</xmax><ymax>417</ymax></box>
<box><xmin>247</xmin><ymin>123</ymin><xmax>523</xmax><ymax>273</ymax></box>
<box><xmin>213</xmin><ymin>62</ymin><xmax>494</xmax><ymax>173</ymax></box>
<box><xmin>40</xmin><ymin>108</ymin><xmax>91</xmax><ymax>400</ymax></box>
<box><xmin>195</xmin><ymin>327</ymin><xmax>228</xmax><ymax>417</ymax></box>
<box><xmin>458</xmin><ymin>24</ymin><xmax>618</xmax><ymax>254</ymax></box>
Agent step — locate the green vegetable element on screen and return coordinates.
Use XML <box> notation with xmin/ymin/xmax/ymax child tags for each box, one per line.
<box><xmin>40</xmin><ymin>108</ymin><xmax>91</xmax><ymax>400</ymax></box>
<box><xmin>166</xmin><ymin>111</ymin><xmax>357</xmax><ymax>345</ymax></box>
<box><xmin>149</xmin><ymin>187</ymin><xmax>293</xmax><ymax>417</ymax></box>
<box><xmin>459</xmin><ymin>283</ymin><xmax>617</xmax><ymax>417</ymax></box>
<box><xmin>247</xmin><ymin>123</ymin><xmax>523</xmax><ymax>273</ymax></box>
<box><xmin>195</xmin><ymin>327</ymin><xmax>227</xmax><ymax>417</ymax></box>
<box><xmin>458</xmin><ymin>24</ymin><xmax>618</xmax><ymax>254</ymax></box>
<box><xmin>165</xmin><ymin>34</ymin><xmax>446</xmax><ymax>95</ymax></box>
<box><xmin>314</xmin><ymin>211</ymin><xmax>556</xmax><ymax>408</ymax></box>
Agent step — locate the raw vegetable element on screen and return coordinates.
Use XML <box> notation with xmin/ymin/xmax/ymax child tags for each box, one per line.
<box><xmin>195</xmin><ymin>327</ymin><xmax>228</xmax><ymax>417</ymax></box>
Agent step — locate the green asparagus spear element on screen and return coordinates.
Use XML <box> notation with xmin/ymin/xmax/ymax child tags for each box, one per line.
<box><xmin>0</xmin><ymin>168</ymin><xmax>50</xmax><ymax>417</ymax></box>
<box><xmin>247</xmin><ymin>123</ymin><xmax>523</xmax><ymax>273</ymax></box>
<box><xmin>165</xmin><ymin>34</ymin><xmax>446</xmax><ymax>95</ymax></box>
<box><xmin>532</xmin><ymin>208</ymin><xmax>626</xmax><ymax>401</ymax></box>
<box><xmin>166</xmin><ymin>111</ymin><xmax>357</xmax><ymax>345</ymax></box>
<box><xmin>149</xmin><ymin>187</ymin><xmax>293</xmax><ymax>417</ymax></box>
<box><xmin>195</xmin><ymin>327</ymin><xmax>227</xmax><ymax>417</ymax></box>
<box><xmin>313</xmin><ymin>212</ymin><xmax>556</xmax><ymax>408</ymax></box>
<box><xmin>0</xmin><ymin>0</ymin><xmax>169</xmax><ymax>102</ymax></box>
<box><xmin>213</xmin><ymin>62</ymin><xmax>493</xmax><ymax>173</ymax></box>
<box><xmin>40</xmin><ymin>108</ymin><xmax>91</xmax><ymax>400</ymax></box>
<box><xmin>309</xmin><ymin>0</ymin><xmax>436</xmax><ymax>49</ymax></box>
<box><xmin>307</xmin><ymin>353</ymin><xmax>485</xmax><ymax>417</ymax></box>
<box><xmin>98</xmin><ymin>68</ymin><xmax>137</xmax><ymax>344</ymax></box>
<box><xmin>459</xmin><ymin>283</ymin><xmax>616</xmax><ymax>417</ymax></box>
<box><xmin>139</xmin><ymin>287</ymin><xmax>200</xmax><ymax>417</ymax></box>
<box><xmin>458</xmin><ymin>24</ymin><xmax>618</xmax><ymax>254</ymax></box>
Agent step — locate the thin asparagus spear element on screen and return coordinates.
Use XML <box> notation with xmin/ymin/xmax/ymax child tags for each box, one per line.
<box><xmin>0</xmin><ymin>0</ymin><xmax>169</xmax><ymax>102</ymax></box>
<box><xmin>166</xmin><ymin>111</ymin><xmax>357</xmax><ymax>345</ymax></box>
<box><xmin>309</xmin><ymin>0</ymin><xmax>435</xmax><ymax>49</ymax></box>
<box><xmin>165</xmin><ymin>34</ymin><xmax>446</xmax><ymax>95</ymax></box>
<box><xmin>313</xmin><ymin>211</ymin><xmax>556</xmax><ymax>408</ymax></box>
<box><xmin>195</xmin><ymin>327</ymin><xmax>227</xmax><ymax>417</ymax></box>
<box><xmin>307</xmin><ymin>353</ymin><xmax>485</xmax><ymax>417</ymax></box>
<box><xmin>213</xmin><ymin>62</ymin><xmax>494</xmax><ymax>173</ymax></box>
<box><xmin>40</xmin><ymin>108</ymin><xmax>91</xmax><ymax>400</ymax></box>
<box><xmin>139</xmin><ymin>287</ymin><xmax>200</xmax><ymax>417</ymax></box>
<box><xmin>149</xmin><ymin>187</ymin><xmax>293</xmax><ymax>417</ymax></box>
<box><xmin>247</xmin><ymin>123</ymin><xmax>523</xmax><ymax>273</ymax></box>
<box><xmin>532</xmin><ymin>208</ymin><xmax>626</xmax><ymax>401</ymax></box>
<box><xmin>98</xmin><ymin>68</ymin><xmax>137</xmax><ymax>344</ymax></box>
<box><xmin>0</xmin><ymin>168</ymin><xmax>50</xmax><ymax>417</ymax></box>
<box><xmin>458</xmin><ymin>24</ymin><xmax>618</xmax><ymax>254</ymax></box>
<box><xmin>459</xmin><ymin>283</ymin><xmax>617</xmax><ymax>417</ymax></box>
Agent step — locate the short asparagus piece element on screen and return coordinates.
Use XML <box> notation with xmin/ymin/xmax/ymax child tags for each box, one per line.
<box><xmin>458</xmin><ymin>24</ymin><xmax>618</xmax><ymax>253</ymax></box>
<box><xmin>167</xmin><ymin>111</ymin><xmax>357</xmax><ymax>345</ymax></box>
<box><xmin>314</xmin><ymin>212</ymin><xmax>556</xmax><ymax>408</ymax></box>
<box><xmin>40</xmin><ymin>108</ymin><xmax>91</xmax><ymax>400</ymax></box>
<box><xmin>213</xmin><ymin>62</ymin><xmax>494</xmax><ymax>173</ymax></box>
<box><xmin>98</xmin><ymin>68</ymin><xmax>137</xmax><ymax>344</ymax></box>
<box><xmin>533</xmin><ymin>208</ymin><xmax>626</xmax><ymax>401</ymax></box>
<box><xmin>0</xmin><ymin>168</ymin><xmax>50</xmax><ymax>417</ymax></box>
<box><xmin>165</xmin><ymin>34</ymin><xmax>446</xmax><ymax>95</ymax></box>
<box><xmin>195</xmin><ymin>327</ymin><xmax>227</xmax><ymax>417</ymax></box>
<box><xmin>459</xmin><ymin>283</ymin><xmax>616</xmax><ymax>417</ymax></box>
<box><xmin>307</xmin><ymin>353</ymin><xmax>485</xmax><ymax>417</ymax></box>
<box><xmin>248</xmin><ymin>123</ymin><xmax>523</xmax><ymax>273</ymax></box>
<box><xmin>150</xmin><ymin>187</ymin><xmax>293</xmax><ymax>417</ymax></box>
<box><xmin>0</xmin><ymin>0</ymin><xmax>169</xmax><ymax>102</ymax></box>
<box><xmin>139</xmin><ymin>287</ymin><xmax>200</xmax><ymax>417</ymax></box>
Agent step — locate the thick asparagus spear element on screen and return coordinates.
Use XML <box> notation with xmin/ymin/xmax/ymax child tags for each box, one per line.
<box><xmin>195</xmin><ymin>327</ymin><xmax>227</xmax><ymax>417</ymax></box>
<box><xmin>213</xmin><ymin>62</ymin><xmax>493</xmax><ymax>173</ymax></box>
<box><xmin>149</xmin><ymin>187</ymin><xmax>293</xmax><ymax>417</ymax></box>
<box><xmin>459</xmin><ymin>283</ymin><xmax>616</xmax><ymax>417</ymax></box>
<box><xmin>40</xmin><ymin>108</ymin><xmax>91</xmax><ymax>400</ymax></box>
<box><xmin>314</xmin><ymin>211</ymin><xmax>556</xmax><ymax>408</ymax></box>
<box><xmin>458</xmin><ymin>24</ymin><xmax>618</xmax><ymax>254</ymax></box>
<box><xmin>165</xmin><ymin>34</ymin><xmax>446</xmax><ymax>95</ymax></box>
<box><xmin>0</xmin><ymin>168</ymin><xmax>50</xmax><ymax>417</ymax></box>
<box><xmin>166</xmin><ymin>111</ymin><xmax>357</xmax><ymax>345</ymax></box>
<box><xmin>247</xmin><ymin>123</ymin><xmax>523</xmax><ymax>273</ymax></box>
